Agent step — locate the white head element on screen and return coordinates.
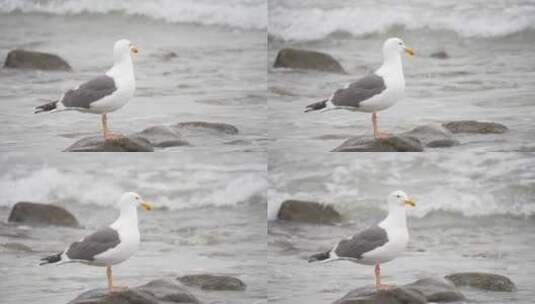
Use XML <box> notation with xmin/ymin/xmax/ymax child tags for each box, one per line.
<box><xmin>118</xmin><ymin>192</ymin><xmax>153</xmax><ymax>212</ymax></box>
<box><xmin>387</xmin><ymin>190</ymin><xmax>416</xmax><ymax>212</ymax></box>
<box><xmin>113</xmin><ymin>39</ymin><xmax>139</xmax><ymax>63</ymax></box>
<box><xmin>382</xmin><ymin>37</ymin><xmax>414</xmax><ymax>59</ymax></box>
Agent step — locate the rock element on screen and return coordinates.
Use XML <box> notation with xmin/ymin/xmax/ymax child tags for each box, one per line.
<box><xmin>8</xmin><ymin>202</ymin><xmax>78</xmax><ymax>227</ymax></box>
<box><xmin>177</xmin><ymin>274</ymin><xmax>246</xmax><ymax>291</ymax></box>
<box><xmin>68</xmin><ymin>279</ymin><xmax>201</xmax><ymax>304</ymax></box>
<box><xmin>404</xmin><ymin>278</ymin><xmax>465</xmax><ymax>302</ymax></box>
<box><xmin>401</xmin><ymin>124</ymin><xmax>459</xmax><ymax>148</ymax></box>
<box><xmin>334</xmin><ymin>278</ymin><xmax>465</xmax><ymax>304</ymax></box>
<box><xmin>273</xmin><ymin>48</ymin><xmax>346</xmax><ymax>74</ymax></box>
<box><xmin>173</xmin><ymin>121</ymin><xmax>239</xmax><ymax>135</ymax></box>
<box><xmin>1</xmin><ymin>242</ymin><xmax>33</xmax><ymax>252</ymax></box>
<box><xmin>442</xmin><ymin>121</ymin><xmax>508</xmax><ymax>134</ymax></box>
<box><xmin>132</xmin><ymin>125</ymin><xmax>190</xmax><ymax>148</ymax></box>
<box><xmin>445</xmin><ymin>272</ymin><xmax>515</xmax><ymax>292</ymax></box>
<box><xmin>65</xmin><ymin>136</ymin><xmax>154</xmax><ymax>152</ymax></box>
<box><xmin>430</xmin><ymin>51</ymin><xmax>449</xmax><ymax>59</ymax></box>
<box><xmin>4</xmin><ymin>49</ymin><xmax>72</xmax><ymax>71</ymax></box>
<box><xmin>333</xmin><ymin>286</ymin><xmax>427</xmax><ymax>304</ymax></box>
<box><xmin>162</xmin><ymin>51</ymin><xmax>178</xmax><ymax>61</ymax></box>
<box><xmin>277</xmin><ymin>200</ymin><xmax>342</xmax><ymax>224</ymax></box>
<box><xmin>333</xmin><ymin>135</ymin><xmax>423</xmax><ymax>152</ymax></box>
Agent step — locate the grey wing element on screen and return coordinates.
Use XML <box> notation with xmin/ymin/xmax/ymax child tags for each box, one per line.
<box><xmin>330</xmin><ymin>74</ymin><xmax>386</xmax><ymax>108</ymax></box>
<box><xmin>60</xmin><ymin>75</ymin><xmax>117</xmax><ymax>109</ymax></box>
<box><xmin>334</xmin><ymin>225</ymin><xmax>388</xmax><ymax>259</ymax></box>
<box><xmin>65</xmin><ymin>227</ymin><xmax>120</xmax><ymax>261</ymax></box>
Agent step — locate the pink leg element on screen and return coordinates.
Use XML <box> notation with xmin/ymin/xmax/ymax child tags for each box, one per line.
<box><xmin>374</xmin><ymin>264</ymin><xmax>393</xmax><ymax>290</ymax></box>
<box><xmin>101</xmin><ymin>114</ymin><xmax>121</xmax><ymax>141</ymax></box>
<box><xmin>106</xmin><ymin>266</ymin><xmax>126</xmax><ymax>293</ymax></box>
<box><xmin>371</xmin><ymin>112</ymin><xmax>390</xmax><ymax>139</ymax></box>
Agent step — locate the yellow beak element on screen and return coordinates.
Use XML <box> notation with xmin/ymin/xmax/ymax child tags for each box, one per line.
<box><xmin>139</xmin><ymin>201</ymin><xmax>153</xmax><ymax>211</ymax></box>
<box><xmin>131</xmin><ymin>46</ymin><xmax>139</xmax><ymax>54</ymax></box>
<box><xmin>404</xmin><ymin>198</ymin><xmax>416</xmax><ymax>207</ymax></box>
<box><xmin>404</xmin><ymin>47</ymin><xmax>415</xmax><ymax>56</ymax></box>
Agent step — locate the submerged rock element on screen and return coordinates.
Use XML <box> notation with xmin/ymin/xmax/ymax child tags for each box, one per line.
<box><xmin>173</xmin><ymin>121</ymin><xmax>239</xmax><ymax>135</ymax></box>
<box><xmin>401</xmin><ymin>124</ymin><xmax>459</xmax><ymax>148</ymax></box>
<box><xmin>273</xmin><ymin>48</ymin><xmax>346</xmax><ymax>74</ymax></box>
<box><xmin>333</xmin><ymin>135</ymin><xmax>423</xmax><ymax>152</ymax></box>
<box><xmin>177</xmin><ymin>274</ymin><xmax>246</xmax><ymax>291</ymax></box>
<box><xmin>132</xmin><ymin>125</ymin><xmax>190</xmax><ymax>148</ymax></box>
<box><xmin>334</xmin><ymin>278</ymin><xmax>464</xmax><ymax>304</ymax></box>
<box><xmin>68</xmin><ymin>279</ymin><xmax>201</xmax><ymax>304</ymax></box>
<box><xmin>65</xmin><ymin>135</ymin><xmax>154</xmax><ymax>152</ymax></box>
<box><xmin>8</xmin><ymin>202</ymin><xmax>78</xmax><ymax>227</ymax></box>
<box><xmin>278</xmin><ymin>200</ymin><xmax>342</xmax><ymax>224</ymax></box>
<box><xmin>430</xmin><ymin>51</ymin><xmax>449</xmax><ymax>59</ymax></box>
<box><xmin>4</xmin><ymin>49</ymin><xmax>72</xmax><ymax>71</ymax></box>
<box><xmin>445</xmin><ymin>272</ymin><xmax>515</xmax><ymax>292</ymax></box>
<box><xmin>442</xmin><ymin>121</ymin><xmax>508</xmax><ymax>134</ymax></box>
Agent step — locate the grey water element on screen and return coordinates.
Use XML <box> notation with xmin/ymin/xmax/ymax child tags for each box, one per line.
<box><xmin>268</xmin><ymin>152</ymin><xmax>535</xmax><ymax>303</ymax></box>
<box><xmin>268</xmin><ymin>0</ymin><xmax>535</xmax><ymax>152</ymax></box>
<box><xmin>0</xmin><ymin>11</ymin><xmax>266</xmax><ymax>152</ymax></box>
<box><xmin>0</xmin><ymin>153</ymin><xmax>267</xmax><ymax>304</ymax></box>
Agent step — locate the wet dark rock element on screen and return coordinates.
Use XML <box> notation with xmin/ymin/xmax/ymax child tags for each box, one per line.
<box><xmin>177</xmin><ymin>274</ymin><xmax>246</xmax><ymax>291</ymax></box>
<box><xmin>430</xmin><ymin>51</ymin><xmax>449</xmax><ymax>59</ymax></box>
<box><xmin>173</xmin><ymin>121</ymin><xmax>239</xmax><ymax>135</ymax></box>
<box><xmin>278</xmin><ymin>200</ymin><xmax>342</xmax><ymax>224</ymax></box>
<box><xmin>4</xmin><ymin>49</ymin><xmax>72</xmax><ymax>71</ymax></box>
<box><xmin>273</xmin><ymin>48</ymin><xmax>346</xmax><ymax>74</ymax></box>
<box><xmin>445</xmin><ymin>272</ymin><xmax>515</xmax><ymax>292</ymax></box>
<box><xmin>334</xmin><ymin>278</ymin><xmax>464</xmax><ymax>304</ymax></box>
<box><xmin>132</xmin><ymin>125</ymin><xmax>190</xmax><ymax>148</ymax></box>
<box><xmin>404</xmin><ymin>278</ymin><xmax>465</xmax><ymax>302</ymax></box>
<box><xmin>333</xmin><ymin>286</ymin><xmax>427</xmax><ymax>304</ymax></box>
<box><xmin>68</xmin><ymin>279</ymin><xmax>201</xmax><ymax>304</ymax></box>
<box><xmin>162</xmin><ymin>51</ymin><xmax>178</xmax><ymax>61</ymax></box>
<box><xmin>442</xmin><ymin>121</ymin><xmax>508</xmax><ymax>134</ymax></box>
<box><xmin>65</xmin><ymin>136</ymin><xmax>154</xmax><ymax>152</ymax></box>
<box><xmin>8</xmin><ymin>202</ymin><xmax>78</xmax><ymax>227</ymax></box>
<box><xmin>333</xmin><ymin>135</ymin><xmax>423</xmax><ymax>152</ymax></box>
<box><xmin>1</xmin><ymin>242</ymin><xmax>33</xmax><ymax>252</ymax></box>
<box><xmin>401</xmin><ymin>124</ymin><xmax>459</xmax><ymax>148</ymax></box>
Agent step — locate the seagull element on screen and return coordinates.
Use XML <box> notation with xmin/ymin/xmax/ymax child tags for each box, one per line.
<box><xmin>308</xmin><ymin>190</ymin><xmax>416</xmax><ymax>289</ymax></box>
<box><xmin>34</xmin><ymin>39</ymin><xmax>139</xmax><ymax>140</ymax></box>
<box><xmin>305</xmin><ymin>38</ymin><xmax>414</xmax><ymax>139</ymax></box>
<box><xmin>40</xmin><ymin>192</ymin><xmax>153</xmax><ymax>293</ymax></box>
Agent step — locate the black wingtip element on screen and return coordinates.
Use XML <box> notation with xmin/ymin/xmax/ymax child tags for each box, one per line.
<box><xmin>40</xmin><ymin>252</ymin><xmax>62</xmax><ymax>265</ymax></box>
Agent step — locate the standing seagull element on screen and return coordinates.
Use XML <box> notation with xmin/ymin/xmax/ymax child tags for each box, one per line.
<box><xmin>305</xmin><ymin>38</ymin><xmax>414</xmax><ymax>139</ymax></box>
<box><xmin>308</xmin><ymin>191</ymin><xmax>415</xmax><ymax>289</ymax></box>
<box><xmin>40</xmin><ymin>192</ymin><xmax>153</xmax><ymax>293</ymax></box>
<box><xmin>34</xmin><ymin>39</ymin><xmax>139</xmax><ymax>140</ymax></box>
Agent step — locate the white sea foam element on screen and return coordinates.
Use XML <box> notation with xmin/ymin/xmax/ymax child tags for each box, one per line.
<box><xmin>269</xmin><ymin>0</ymin><xmax>535</xmax><ymax>41</ymax></box>
<box><xmin>0</xmin><ymin>0</ymin><xmax>266</xmax><ymax>30</ymax></box>
<box><xmin>0</xmin><ymin>166</ymin><xmax>266</xmax><ymax>210</ymax></box>
<box><xmin>269</xmin><ymin>153</ymin><xmax>535</xmax><ymax>221</ymax></box>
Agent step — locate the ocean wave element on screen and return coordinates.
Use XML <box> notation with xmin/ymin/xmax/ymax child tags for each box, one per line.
<box><xmin>0</xmin><ymin>0</ymin><xmax>266</xmax><ymax>30</ymax></box>
<box><xmin>269</xmin><ymin>1</ymin><xmax>535</xmax><ymax>41</ymax></box>
<box><xmin>268</xmin><ymin>153</ymin><xmax>535</xmax><ymax>221</ymax></box>
<box><xmin>0</xmin><ymin>166</ymin><xmax>267</xmax><ymax>210</ymax></box>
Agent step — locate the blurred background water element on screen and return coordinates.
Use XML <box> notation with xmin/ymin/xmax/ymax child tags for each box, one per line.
<box><xmin>0</xmin><ymin>152</ymin><xmax>267</xmax><ymax>304</ymax></box>
<box><xmin>268</xmin><ymin>0</ymin><xmax>535</xmax><ymax>152</ymax></box>
<box><xmin>268</xmin><ymin>152</ymin><xmax>535</xmax><ymax>303</ymax></box>
<box><xmin>0</xmin><ymin>0</ymin><xmax>267</xmax><ymax>152</ymax></box>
